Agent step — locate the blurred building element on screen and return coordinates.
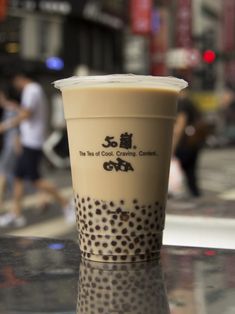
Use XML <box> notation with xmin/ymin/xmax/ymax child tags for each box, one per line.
<box><xmin>0</xmin><ymin>0</ymin><xmax>125</xmax><ymax>77</ymax></box>
<box><xmin>0</xmin><ymin>0</ymin><xmax>234</xmax><ymax>93</ymax></box>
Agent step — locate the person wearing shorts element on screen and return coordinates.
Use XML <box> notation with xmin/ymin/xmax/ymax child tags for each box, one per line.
<box><xmin>0</xmin><ymin>71</ymin><xmax>74</xmax><ymax>227</ymax></box>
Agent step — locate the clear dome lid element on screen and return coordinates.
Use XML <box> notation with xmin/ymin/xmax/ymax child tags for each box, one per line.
<box><xmin>54</xmin><ymin>74</ymin><xmax>188</xmax><ymax>92</ymax></box>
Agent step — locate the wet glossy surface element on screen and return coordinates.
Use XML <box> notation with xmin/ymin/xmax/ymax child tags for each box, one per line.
<box><xmin>0</xmin><ymin>236</ymin><xmax>234</xmax><ymax>313</ymax></box>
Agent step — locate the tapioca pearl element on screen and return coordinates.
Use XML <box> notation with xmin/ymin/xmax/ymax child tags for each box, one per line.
<box><xmin>110</xmin><ymin>201</ymin><xmax>114</xmax><ymax>207</ymax></box>
<box><xmin>88</xmin><ymin>240</ymin><xmax>92</xmax><ymax>246</ymax></box>
<box><xmin>120</xmin><ymin>212</ymin><xmax>129</xmax><ymax>221</ymax></box>
<box><xmin>148</xmin><ymin>211</ymin><xmax>153</xmax><ymax>217</ymax></box>
<box><xmin>88</xmin><ymin>220</ymin><xmax>92</xmax><ymax>226</ymax></box>
<box><xmin>89</xmin><ymin>228</ymin><xmax>94</xmax><ymax>233</ymax></box>
<box><xmin>91</xmin><ymin>235</ymin><xmax>96</xmax><ymax>240</ymax></box>
<box><xmin>133</xmin><ymin>199</ymin><xmax>138</xmax><ymax>204</ymax></box>
<box><xmin>111</xmin><ymin>255</ymin><xmax>117</xmax><ymax>261</ymax></box>
<box><xmin>131</xmin><ymin>256</ymin><xmax>136</xmax><ymax>262</ymax></box>
<box><xmin>95</xmin><ymin>242</ymin><xmax>100</xmax><ymax>247</ymax></box>
<box><xmin>88</xmin><ymin>212</ymin><xmax>93</xmax><ymax>218</ymax></box>
<box><xmin>137</xmin><ymin>225</ymin><xmax>143</xmax><ymax>231</ymax></box>
<box><xmin>118</xmin><ymin>222</ymin><xmax>123</xmax><ymax>227</ymax></box>
<box><xmin>111</xmin><ymin>228</ymin><xmax>117</xmax><ymax>233</ymax></box>
<box><xmin>110</xmin><ymin>219</ymin><xmax>115</xmax><ymax>226</ymax></box>
<box><xmin>135</xmin><ymin>248</ymin><xmax>141</xmax><ymax>255</ymax></box>
<box><xmin>134</xmin><ymin>237</ymin><xmax>139</xmax><ymax>244</ymax></box>
<box><xmin>135</xmin><ymin>205</ymin><xmax>140</xmax><ymax>210</ymax></box>
<box><xmin>130</xmin><ymin>231</ymin><xmax>136</xmax><ymax>237</ymax></box>
<box><xmin>96</xmin><ymin>208</ymin><xmax>102</xmax><ymax>215</ymax></box>
<box><xmin>103</xmin><ymin>255</ymin><xmax>109</xmax><ymax>261</ymax></box>
<box><xmin>81</xmin><ymin>198</ymin><xmax>85</xmax><ymax>203</ymax></box>
<box><xmin>88</xmin><ymin>204</ymin><xmax>92</xmax><ymax>210</ymax></box>
<box><xmin>112</xmin><ymin>214</ymin><xmax>118</xmax><ymax>220</ymax></box>
<box><xmin>95</xmin><ymin>225</ymin><xmax>101</xmax><ymax>231</ymax></box>
<box><xmin>105</xmin><ymin>235</ymin><xmax>110</xmax><ymax>239</ymax></box>
<box><xmin>111</xmin><ymin>240</ymin><xmax>117</xmax><ymax>246</ymax></box>
<box><xmin>150</xmin><ymin>223</ymin><xmax>155</xmax><ymax>229</ymax></box>
<box><xmin>95</xmin><ymin>200</ymin><xmax>100</xmax><ymax>206</ymax></box>
<box><xmin>142</xmin><ymin>209</ymin><xmax>146</xmax><ymax>215</ymax></box>
<box><xmin>115</xmin><ymin>247</ymin><xmax>122</xmax><ymax>253</ymax></box>
<box><xmin>116</xmin><ymin>235</ymin><xmax>122</xmax><ymax>240</ymax></box>
<box><xmin>129</xmin><ymin>243</ymin><xmax>134</xmax><ymax>249</ymax></box>
<box><xmin>136</xmin><ymin>217</ymin><xmax>142</xmax><ymax>223</ymax></box>
<box><xmin>103</xmin><ymin>225</ymin><xmax>109</xmax><ymax>231</ymax></box>
<box><xmin>79</xmin><ymin>210</ymin><xmax>82</xmax><ymax>216</ymax></box>
<box><xmin>121</xmin><ymin>240</ymin><xmax>127</xmax><ymax>246</ymax></box>
<box><xmin>116</xmin><ymin>207</ymin><xmax>122</xmax><ymax>214</ymax></box>
<box><xmin>120</xmin><ymin>199</ymin><xmax>125</xmax><ymax>205</ymax></box>
<box><xmin>144</xmin><ymin>219</ymin><xmax>149</xmax><ymax>225</ymax></box>
<box><xmin>102</xmin><ymin>217</ymin><xmax>107</xmax><ymax>223</ymax></box>
<box><xmin>122</xmin><ymin>228</ymin><xmax>128</xmax><ymax>235</ymax></box>
<box><xmin>103</xmin><ymin>278</ymin><xmax>108</xmax><ymax>284</ymax></box>
<box><xmin>123</xmin><ymin>249</ymin><xmax>129</xmax><ymax>254</ymax></box>
<box><xmin>130</xmin><ymin>212</ymin><xmax>135</xmax><ymax>218</ymax></box>
<box><xmin>129</xmin><ymin>221</ymin><xmax>134</xmax><ymax>227</ymax></box>
<box><xmin>102</xmin><ymin>204</ymin><xmax>107</xmax><ymax>210</ymax></box>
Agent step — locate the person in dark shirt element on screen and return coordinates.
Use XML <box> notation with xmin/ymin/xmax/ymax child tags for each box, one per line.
<box><xmin>220</xmin><ymin>84</ymin><xmax>235</xmax><ymax>145</ymax></box>
<box><xmin>173</xmin><ymin>90</ymin><xmax>204</xmax><ymax>197</ymax></box>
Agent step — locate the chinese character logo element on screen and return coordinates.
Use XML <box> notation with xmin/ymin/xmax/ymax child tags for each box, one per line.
<box><xmin>120</xmin><ymin>132</ymin><xmax>133</xmax><ymax>149</ymax></box>
<box><xmin>102</xmin><ymin>132</ymin><xmax>135</xmax><ymax>172</ymax></box>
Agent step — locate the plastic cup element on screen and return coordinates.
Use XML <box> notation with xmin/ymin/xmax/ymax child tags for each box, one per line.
<box><xmin>54</xmin><ymin>75</ymin><xmax>187</xmax><ymax>262</ymax></box>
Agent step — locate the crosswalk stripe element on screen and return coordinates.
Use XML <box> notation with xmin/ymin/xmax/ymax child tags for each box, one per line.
<box><xmin>219</xmin><ymin>189</ymin><xmax>235</xmax><ymax>201</ymax></box>
<box><xmin>6</xmin><ymin>217</ymin><xmax>76</xmax><ymax>238</ymax></box>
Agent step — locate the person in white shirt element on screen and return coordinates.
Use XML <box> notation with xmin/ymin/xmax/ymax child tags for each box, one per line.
<box><xmin>0</xmin><ymin>71</ymin><xmax>74</xmax><ymax>227</ymax></box>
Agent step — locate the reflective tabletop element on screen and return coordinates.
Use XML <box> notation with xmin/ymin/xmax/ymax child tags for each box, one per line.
<box><xmin>0</xmin><ymin>236</ymin><xmax>234</xmax><ymax>314</ymax></box>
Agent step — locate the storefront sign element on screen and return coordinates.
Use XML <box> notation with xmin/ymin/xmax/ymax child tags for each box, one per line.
<box><xmin>223</xmin><ymin>0</ymin><xmax>235</xmax><ymax>52</ymax></box>
<box><xmin>150</xmin><ymin>8</ymin><xmax>168</xmax><ymax>75</ymax></box>
<box><xmin>130</xmin><ymin>0</ymin><xmax>153</xmax><ymax>35</ymax></box>
<box><xmin>0</xmin><ymin>0</ymin><xmax>8</xmax><ymax>21</ymax></box>
<box><xmin>175</xmin><ymin>0</ymin><xmax>192</xmax><ymax>48</ymax></box>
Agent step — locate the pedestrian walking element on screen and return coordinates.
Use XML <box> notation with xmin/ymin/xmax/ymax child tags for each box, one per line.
<box><xmin>0</xmin><ymin>71</ymin><xmax>75</xmax><ymax>227</ymax></box>
<box><xmin>172</xmin><ymin>90</ymin><xmax>207</xmax><ymax>197</ymax></box>
<box><xmin>0</xmin><ymin>84</ymin><xmax>20</xmax><ymax>210</ymax></box>
<box><xmin>219</xmin><ymin>84</ymin><xmax>235</xmax><ymax>145</ymax></box>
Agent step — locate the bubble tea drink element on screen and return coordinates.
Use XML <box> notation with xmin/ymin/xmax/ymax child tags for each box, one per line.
<box><xmin>54</xmin><ymin>75</ymin><xmax>187</xmax><ymax>262</ymax></box>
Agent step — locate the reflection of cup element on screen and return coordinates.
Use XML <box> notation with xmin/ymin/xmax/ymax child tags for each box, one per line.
<box><xmin>55</xmin><ymin>75</ymin><xmax>187</xmax><ymax>262</ymax></box>
<box><xmin>77</xmin><ymin>259</ymin><xmax>170</xmax><ymax>314</ymax></box>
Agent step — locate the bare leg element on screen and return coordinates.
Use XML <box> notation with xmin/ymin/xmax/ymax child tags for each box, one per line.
<box><xmin>34</xmin><ymin>179</ymin><xmax>67</xmax><ymax>208</ymax></box>
<box><xmin>0</xmin><ymin>175</ymin><xmax>6</xmax><ymax>208</ymax></box>
<box><xmin>13</xmin><ymin>178</ymin><xmax>24</xmax><ymax>217</ymax></box>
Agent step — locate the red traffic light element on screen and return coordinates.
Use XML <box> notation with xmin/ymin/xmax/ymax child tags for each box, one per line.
<box><xmin>203</xmin><ymin>50</ymin><xmax>216</xmax><ymax>64</ymax></box>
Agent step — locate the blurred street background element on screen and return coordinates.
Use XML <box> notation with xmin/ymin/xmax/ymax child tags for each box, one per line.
<box><xmin>0</xmin><ymin>0</ymin><xmax>234</xmax><ymax>246</ymax></box>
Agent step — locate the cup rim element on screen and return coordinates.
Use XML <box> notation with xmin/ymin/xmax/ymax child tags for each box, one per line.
<box><xmin>54</xmin><ymin>74</ymin><xmax>188</xmax><ymax>91</ymax></box>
